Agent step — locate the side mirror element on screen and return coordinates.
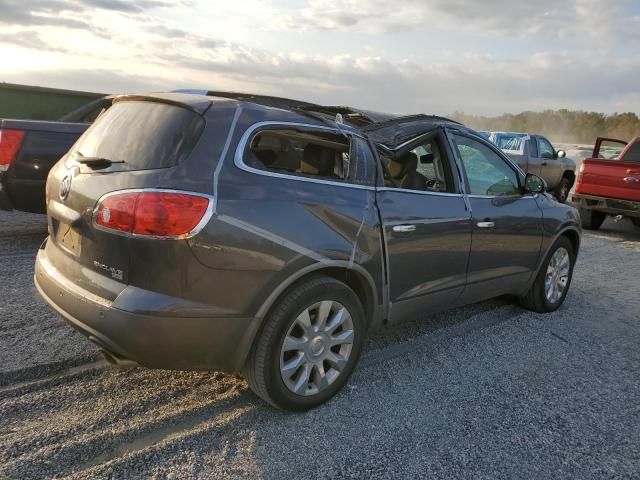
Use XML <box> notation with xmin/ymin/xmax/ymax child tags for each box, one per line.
<box><xmin>556</xmin><ymin>150</ymin><xmax>566</xmax><ymax>159</ymax></box>
<box><xmin>525</xmin><ymin>173</ymin><xmax>546</xmax><ymax>194</ymax></box>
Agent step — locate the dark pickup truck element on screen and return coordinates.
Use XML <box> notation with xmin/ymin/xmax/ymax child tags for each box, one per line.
<box><xmin>0</xmin><ymin>97</ymin><xmax>111</xmax><ymax>213</ymax></box>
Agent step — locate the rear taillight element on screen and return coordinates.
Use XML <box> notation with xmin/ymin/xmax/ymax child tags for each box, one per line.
<box><xmin>577</xmin><ymin>162</ymin><xmax>585</xmax><ymax>184</ymax></box>
<box><xmin>94</xmin><ymin>190</ymin><xmax>211</xmax><ymax>238</ymax></box>
<box><xmin>0</xmin><ymin>129</ymin><xmax>25</xmax><ymax>171</ymax></box>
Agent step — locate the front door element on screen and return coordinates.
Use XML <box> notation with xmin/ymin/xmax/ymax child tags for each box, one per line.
<box><xmin>376</xmin><ymin>130</ymin><xmax>472</xmax><ymax>323</ymax></box>
<box><xmin>447</xmin><ymin>131</ymin><xmax>543</xmax><ymax>303</ymax></box>
<box><xmin>537</xmin><ymin>136</ymin><xmax>564</xmax><ymax>188</ymax></box>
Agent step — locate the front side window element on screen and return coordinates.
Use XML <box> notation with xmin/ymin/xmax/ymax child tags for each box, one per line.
<box><xmin>244</xmin><ymin>128</ymin><xmax>375</xmax><ymax>186</ymax></box>
<box><xmin>451</xmin><ymin>134</ymin><xmax>520</xmax><ymax>196</ymax></box>
<box><xmin>538</xmin><ymin>137</ymin><xmax>555</xmax><ymax>159</ymax></box>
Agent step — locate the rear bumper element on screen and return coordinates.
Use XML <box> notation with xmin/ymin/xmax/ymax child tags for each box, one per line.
<box><xmin>34</xmin><ymin>243</ymin><xmax>260</xmax><ymax>373</ymax></box>
<box><xmin>572</xmin><ymin>194</ymin><xmax>640</xmax><ymax>218</ymax></box>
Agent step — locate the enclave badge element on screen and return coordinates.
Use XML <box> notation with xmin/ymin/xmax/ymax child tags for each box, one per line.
<box><xmin>59</xmin><ymin>175</ymin><xmax>71</xmax><ymax>201</ymax></box>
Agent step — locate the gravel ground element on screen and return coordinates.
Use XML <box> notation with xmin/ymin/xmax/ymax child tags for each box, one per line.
<box><xmin>1</xmin><ymin>211</ymin><xmax>639</xmax><ymax>479</ymax></box>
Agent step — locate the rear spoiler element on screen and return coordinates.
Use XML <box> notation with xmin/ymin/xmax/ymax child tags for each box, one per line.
<box><xmin>112</xmin><ymin>93</ymin><xmax>213</xmax><ymax>115</ymax></box>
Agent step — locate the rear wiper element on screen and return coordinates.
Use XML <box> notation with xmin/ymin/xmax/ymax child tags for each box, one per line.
<box><xmin>72</xmin><ymin>150</ymin><xmax>125</xmax><ymax>168</ymax></box>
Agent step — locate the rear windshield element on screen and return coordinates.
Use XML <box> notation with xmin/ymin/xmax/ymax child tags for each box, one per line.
<box><xmin>69</xmin><ymin>101</ymin><xmax>204</xmax><ymax>171</ymax></box>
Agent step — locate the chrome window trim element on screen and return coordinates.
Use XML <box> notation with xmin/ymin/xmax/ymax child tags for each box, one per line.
<box><xmin>234</xmin><ymin>121</ymin><xmax>376</xmax><ymax>191</ymax></box>
<box><xmin>92</xmin><ymin>188</ymin><xmax>214</xmax><ymax>240</ymax></box>
<box><xmin>377</xmin><ymin>187</ymin><xmax>464</xmax><ymax>198</ymax></box>
<box><xmin>466</xmin><ymin>193</ymin><xmax>539</xmax><ymax>200</ymax></box>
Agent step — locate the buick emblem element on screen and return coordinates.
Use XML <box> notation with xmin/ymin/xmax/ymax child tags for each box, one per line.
<box><xmin>59</xmin><ymin>175</ymin><xmax>72</xmax><ymax>201</ymax></box>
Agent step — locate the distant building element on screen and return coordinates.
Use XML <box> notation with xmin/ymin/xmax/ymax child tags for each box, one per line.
<box><xmin>0</xmin><ymin>82</ymin><xmax>104</xmax><ymax>121</ymax></box>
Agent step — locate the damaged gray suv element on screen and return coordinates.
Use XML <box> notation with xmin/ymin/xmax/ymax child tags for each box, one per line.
<box><xmin>35</xmin><ymin>92</ymin><xmax>581</xmax><ymax>410</ymax></box>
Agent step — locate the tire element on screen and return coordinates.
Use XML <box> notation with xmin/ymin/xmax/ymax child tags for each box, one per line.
<box><xmin>554</xmin><ymin>177</ymin><xmax>571</xmax><ymax>203</ymax></box>
<box><xmin>244</xmin><ymin>275</ymin><xmax>366</xmax><ymax>411</ymax></box>
<box><xmin>518</xmin><ymin>236</ymin><xmax>575</xmax><ymax>313</ymax></box>
<box><xmin>579</xmin><ymin>208</ymin><xmax>606</xmax><ymax>230</ymax></box>
<box><xmin>631</xmin><ymin>218</ymin><xmax>640</xmax><ymax>228</ymax></box>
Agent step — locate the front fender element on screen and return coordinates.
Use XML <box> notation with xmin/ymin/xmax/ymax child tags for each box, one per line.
<box><xmin>525</xmin><ymin>196</ymin><xmax>581</xmax><ymax>292</ymax></box>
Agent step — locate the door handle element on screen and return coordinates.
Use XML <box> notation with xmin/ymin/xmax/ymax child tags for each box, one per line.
<box><xmin>477</xmin><ymin>221</ymin><xmax>495</xmax><ymax>228</ymax></box>
<box><xmin>392</xmin><ymin>224</ymin><xmax>416</xmax><ymax>233</ymax></box>
<box><xmin>624</xmin><ymin>177</ymin><xmax>639</xmax><ymax>183</ymax></box>
<box><xmin>541</xmin><ymin>162</ymin><xmax>548</xmax><ymax>166</ymax></box>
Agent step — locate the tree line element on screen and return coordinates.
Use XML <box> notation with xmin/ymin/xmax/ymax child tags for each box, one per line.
<box><xmin>451</xmin><ymin>110</ymin><xmax>640</xmax><ymax>145</ymax></box>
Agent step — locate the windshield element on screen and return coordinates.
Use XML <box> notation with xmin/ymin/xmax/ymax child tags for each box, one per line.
<box><xmin>494</xmin><ymin>133</ymin><xmax>527</xmax><ymax>152</ymax></box>
<box><xmin>70</xmin><ymin>101</ymin><xmax>204</xmax><ymax>171</ymax></box>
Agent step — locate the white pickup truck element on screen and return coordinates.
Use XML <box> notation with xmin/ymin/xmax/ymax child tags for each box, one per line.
<box><xmin>487</xmin><ymin>132</ymin><xmax>577</xmax><ymax>203</ymax></box>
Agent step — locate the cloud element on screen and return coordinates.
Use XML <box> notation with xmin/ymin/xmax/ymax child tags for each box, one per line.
<box><xmin>276</xmin><ymin>0</ymin><xmax>575</xmax><ymax>37</ymax></box>
<box><xmin>273</xmin><ymin>0</ymin><xmax>640</xmax><ymax>43</ymax></box>
<box><xmin>0</xmin><ymin>0</ymin><xmax>170</xmax><ymax>30</ymax></box>
<box><xmin>78</xmin><ymin>0</ymin><xmax>170</xmax><ymax>13</ymax></box>
<box><xmin>0</xmin><ymin>0</ymin><xmax>638</xmax><ymax>115</ymax></box>
<box><xmin>1</xmin><ymin>68</ymin><xmax>173</xmax><ymax>94</ymax></box>
<box><xmin>0</xmin><ymin>30</ymin><xmax>69</xmax><ymax>51</ymax></box>
<box><xmin>126</xmin><ymin>36</ymin><xmax>640</xmax><ymax>115</ymax></box>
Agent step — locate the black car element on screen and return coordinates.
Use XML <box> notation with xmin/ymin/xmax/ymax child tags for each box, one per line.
<box><xmin>35</xmin><ymin>92</ymin><xmax>581</xmax><ymax>410</ymax></box>
<box><xmin>0</xmin><ymin>96</ymin><xmax>112</xmax><ymax>213</ymax></box>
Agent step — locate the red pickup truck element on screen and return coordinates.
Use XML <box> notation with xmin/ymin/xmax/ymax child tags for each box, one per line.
<box><xmin>573</xmin><ymin>136</ymin><xmax>640</xmax><ymax>229</ymax></box>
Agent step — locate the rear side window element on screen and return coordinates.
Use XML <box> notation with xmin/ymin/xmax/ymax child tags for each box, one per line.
<box><xmin>244</xmin><ymin>128</ymin><xmax>375</xmax><ymax>186</ymax></box>
<box><xmin>70</xmin><ymin>101</ymin><xmax>204</xmax><ymax>171</ymax></box>
<box><xmin>528</xmin><ymin>138</ymin><xmax>539</xmax><ymax>157</ymax></box>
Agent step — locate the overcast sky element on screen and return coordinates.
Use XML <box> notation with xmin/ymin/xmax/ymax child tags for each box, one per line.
<box><xmin>0</xmin><ymin>0</ymin><xmax>639</xmax><ymax>115</ymax></box>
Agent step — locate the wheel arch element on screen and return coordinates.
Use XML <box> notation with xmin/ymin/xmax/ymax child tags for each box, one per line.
<box><xmin>256</xmin><ymin>262</ymin><xmax>380</xmax><ymax>324</ymax></box>
<box><xmin>238</xmin><ymin>262</ymin><xmax>381</xmax><ymax>372</ymax></box>
<box><xmin>562</xmin><ymin>170</ymin><xmax>576</xmax><ymax>187</ymax></box>
<box><xmin>524</xmin><ymin>225</ymin><xmax>581</xmax><ymax>294</ymax></box>
<box><xmin>561</xmin><ymin>227</ymin><xmax>581</xmax><ymax>257</ymax></box>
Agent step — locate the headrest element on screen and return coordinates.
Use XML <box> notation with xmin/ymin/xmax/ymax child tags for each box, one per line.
<box><xmin>255</xmin><ymin>149</ymin><xmax>277</xmax><ymax>167</ymax></box>
<box><xmin>388</xmin><ymin>152</ymin><xmax>418</xmax><ymax>179</ymax></box>
<box><xmin>301</xmin><ymin>144</ymin><xmax>336</xmax><ymax>176</ymax></box>
<box><xmin>419</xmin><ymin>153</ymin><xmax>434</xmax><ymax>164</ymax></box>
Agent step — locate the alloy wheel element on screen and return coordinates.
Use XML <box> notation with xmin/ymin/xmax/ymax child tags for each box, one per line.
<box><xmin>544</xmin><ymin>247</ymin><xmax>570</xmax><ymax>303</ymax></box>
<box><xmin>279</xmin><ymin>300</ymin><xmax>354</xmax><ymax>396</ymax></box>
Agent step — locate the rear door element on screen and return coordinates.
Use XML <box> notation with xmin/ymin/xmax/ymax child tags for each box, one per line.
<box><xmin>376</xmin><ymin>128</ymin><xmax>472</xmax><ymax>323</ymax></box>
<box><xmin>447</xmin><ymin>131</ymin><xmax>543</xmax><ymax>302</ymax></box>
